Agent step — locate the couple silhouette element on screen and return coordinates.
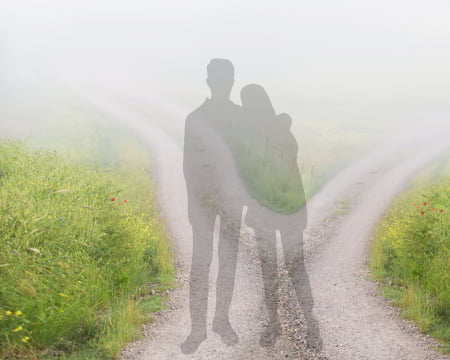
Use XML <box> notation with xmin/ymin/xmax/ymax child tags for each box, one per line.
<box><xmin>181</xmin><ymin>59</ymin><xmax>321</xmax><ymax>354</ymax></box>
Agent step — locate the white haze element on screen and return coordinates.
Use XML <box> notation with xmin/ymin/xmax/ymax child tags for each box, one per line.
<box><xmin>1</xmin><ymin>0</ymin><xmax>450</xmax><ymax>136</ymax></box>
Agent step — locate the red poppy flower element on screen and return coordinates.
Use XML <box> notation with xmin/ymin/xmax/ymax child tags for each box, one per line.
<box><xmin>416</xmin><ymin>206</ymin><xmax>420</xmax><ymax>209</ymax></box>
<box><xmin>423</xmin><ymin>202</ymin><xmax>427</xmax><ymax>206</ymax></box>
<box><xmin>420</xmin><ymin>211</ymin><xmax>425</xmax><ymax>215</ymax></box>
<box><xmin>440</xmin><ymin>209</ymin><xmax>444</xmax><ymax>213</ymax></box>
<box><xmin>111</xmin><ymin>197</ymin><xmax>116</xmax><ymax>201</ymax></box>
<box><xmin>124</xmin><ymin>200</ymin><xmax>128</xmax><ymax>203</ymax></box>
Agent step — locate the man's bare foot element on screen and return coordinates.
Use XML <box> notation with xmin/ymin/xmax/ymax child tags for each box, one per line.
<box><xmin>180</xmin><ymin>330</ymin><xmax>207</xmax><ymax>354</ymax></box>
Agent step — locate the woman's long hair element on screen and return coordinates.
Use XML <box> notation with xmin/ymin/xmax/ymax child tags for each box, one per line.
<box><xmin>240</xmin><ymin>84</ymin><xmax>276</xmax><ymax>117</ymax></box>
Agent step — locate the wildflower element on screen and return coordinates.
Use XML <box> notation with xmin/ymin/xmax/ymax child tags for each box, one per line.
<box><xmin>416</xmin><ymin>206</ymin><xmax>420</xmax><ymax>209</ymax></box>
<box><xmin>420</xmin><ymin>211</ymin><xmax>424</xmax><ymax>215</ymax></box>
<box><xmin>60</xmin><ymin>309</ymin><xmax>64</xmax><ymax>313</ymax></box>
<box><xmin>5</xmin><ymin>310</ymin><xmax>12</xmax><ymax>316</ymax></box>
<box><xmin>12</xmin><ymin>325</ymin><xmax>23</xmax><ymax>332</ymax></box>
<box><xmin>111</xmin><ymin>197</ymin><xmax>116</xmax><ymax>201</ymax></box>
<box><xmin>21</xmin><ymin>336</ymin><xmax>30</xmax><ymax>343</ymax></box>
<box><xmin>124</xmin><ymin>200</ymin><xmax>128</xmax><ymax>203</ymax></box>
<box><xmin>440</xmin><ymin>209</ymin><xmax>444</xmax><ymax>213</ymax></box>
<box><xmin>59</xmin><ymin>293</ymin><xmax>69</xmax><ymax>298</ymax></box>
<box><xmin>432</xmin><ymin>208</ymin><xmax>436</xmax><ymax>211</ymax></box>
<box><xmin>424</xmin><ymin>202</ymin><xmax>428</xmax><ymax>206</ymax></box>
<box><xmin>15</xmin><ymin>310</ymin><xmax>23</xmax><ymax>316</ymax></box>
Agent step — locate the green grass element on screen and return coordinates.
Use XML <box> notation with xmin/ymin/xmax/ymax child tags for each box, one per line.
<box><xmin>222</xmin><ymin>118</ymin><xmax>378</xmax><ymax>214</ymax></box>
<box><xmin>218</xmin><ymin>115</ymin><xmax>399</xmax><ymax>214</ymax></box>
<box><xmin>235</xmin><ymin>151</ymin><xmax>307</xmax><ymax>214</ymax></box>
<box><xmin>371</xmin><ymin>153</ymin><xmax>450</xmax><ymax>353</ymax></box>
<box><xmin>292</xmin><ymin>118</ymin><xmax>381</xmax><ymax>197</ymax></box>
<box><xmin>0</xmin><ymin>138</ymin><xmax>173</xmax><ymax>359</ymax></box>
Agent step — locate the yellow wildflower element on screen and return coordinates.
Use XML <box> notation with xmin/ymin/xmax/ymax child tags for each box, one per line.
<box><xmin>15</xmin><ymin>310</ymin><xmax>23</xmax><ymax>316</ymax></box>
<box><xmin>5</xmin><ymin>310</ymin><xmax>12</xmax><ymax>316</ymax></box>
<box><xmin>12</xmin><ymin>325</ymin><xmax>23</xmax><ymax>332</ymax></box>
<box><xmin>21</xmin><ymin>336</ymin><xmax>30</xmax><ymax>343</ymax></box>
<box><xmin>59</xmin><ymin>293</ymin><xmax>69</xmax><ymax>298</ymax></box>
<box><xmin>60</xmin><ymin>309</ymin><xmax>64</xmax><ymax>313</ymax></box>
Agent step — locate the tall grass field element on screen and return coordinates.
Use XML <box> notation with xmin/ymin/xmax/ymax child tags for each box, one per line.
<box><xmin>371</xmin><ymin>154</ymin><xmax>449</xmax><ymax>353</ymax></box>
<box><xmin>0</xmin><ymin>110</ymin><xmax>174</xmax><ymax>359</ymax></box>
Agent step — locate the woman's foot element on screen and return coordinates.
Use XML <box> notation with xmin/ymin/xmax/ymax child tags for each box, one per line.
<box><xmin>306</xmin><ymin>327</ymin><xmax>323</xmax><ymax>352</ymax></box>
<box><xmin>260</xmin><ymin>322</ymin><xmax>281</xmax><ymax>347</ymax></box>
<box><xmin>212</xmin><ymin>317</ymin><xmax>239</xmax><ymax>346</ymax></box>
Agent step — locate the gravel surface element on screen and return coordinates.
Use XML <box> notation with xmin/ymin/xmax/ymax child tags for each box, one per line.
<box><xmin>305</xmin><ymin>140</ymin><xmax>450</xmax><ymax>360</ymax></box>
<box><xmin>75</xmin><ymin>92</ymin><xmax>449</xmax><ymax>360</ymax></box>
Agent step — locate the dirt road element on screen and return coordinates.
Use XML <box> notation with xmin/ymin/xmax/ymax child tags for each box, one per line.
<box><xmin>77</xmin><ymin>92</ymin><xmax>449</xmax><ymax>360</ymax></box>
<box><xmin>306</xmin><ymin>141</ymin><xmax>449</xmax><ymax>360</ymax></box>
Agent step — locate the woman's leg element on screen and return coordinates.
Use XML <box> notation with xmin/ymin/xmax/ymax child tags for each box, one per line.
<box><xmin>255</xmin><ymin>227</ymin><xmax>281</xmax><ymax>346</ymax></box>
<box><xmin>281</xmin><ymin>226</ymin><xmax>322</xmax><ymax>351</ymax></box>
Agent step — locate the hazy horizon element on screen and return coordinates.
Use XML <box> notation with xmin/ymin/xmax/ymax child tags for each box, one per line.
<box><xmin>2</xmin><ymin>0</ymin><xmax>450</xmax><ymax>127</ymax></box>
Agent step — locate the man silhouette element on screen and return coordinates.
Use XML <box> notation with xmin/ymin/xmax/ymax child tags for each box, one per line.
<box><xmin>181</xmin><ymin>59</ymin><xmax>242</xmax><ymax>354</ymax></box>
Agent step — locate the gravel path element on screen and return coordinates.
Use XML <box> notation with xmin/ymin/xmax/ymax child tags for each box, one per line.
<box><xmin>76</xmin><ymin>91</ymin><xmax>449</xmax><ymax>360</ymax></box>
<box><xmin>306</xmin><ymin>140</ymin><xmax>450</xmax><ymax>360</ymax></box>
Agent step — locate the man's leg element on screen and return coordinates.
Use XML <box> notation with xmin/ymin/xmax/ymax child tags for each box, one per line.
<box><xmin>213</xmin><ymin>214</ymin><xmax>240</xmax><ymax>345</ymax></box>
<box><xmin>181</xmin><ymin>215</ymin><xmax>216</xmax><ymax>354</ymax></box>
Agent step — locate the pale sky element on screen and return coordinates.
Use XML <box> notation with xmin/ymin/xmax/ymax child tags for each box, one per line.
<box><xmin>1</xmin><ymin>0</ymin><xmax>450</xmax><ymax>122</ymax></box>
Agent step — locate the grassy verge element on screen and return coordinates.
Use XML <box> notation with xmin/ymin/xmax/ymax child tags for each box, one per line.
<box><xmin>370</xmin><ymin>153</ymin><xmax>449</xmax><ymax>353</ymax></box>
<box><xmin>0</xmin><ymin>113</ymin><xmax>173</xmax><ymax>359</ymax></box>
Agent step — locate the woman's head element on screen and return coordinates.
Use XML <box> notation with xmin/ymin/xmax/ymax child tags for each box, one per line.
<box><xmin>240</xmin><ymin>84</ymin><xmax>275</xmax><ymax>116</ymax></box>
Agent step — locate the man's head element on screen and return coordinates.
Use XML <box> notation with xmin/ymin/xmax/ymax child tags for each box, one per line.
<box><xmin>207</xmin><ymin>59</ymin><xmax>234</xmax><ymax>101</ymax></box>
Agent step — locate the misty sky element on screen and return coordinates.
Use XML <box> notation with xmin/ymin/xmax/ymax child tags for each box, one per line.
<box><xmin>1</xmin><ymin>0</ymin><xmax>450</xmax><ymax>123</ymax></box>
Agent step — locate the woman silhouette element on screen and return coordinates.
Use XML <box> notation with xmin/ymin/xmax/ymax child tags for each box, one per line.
<box><xmin>239</xmin><ymin>84</ymin><xmax>322</xmax><ymax>350</ymax></box>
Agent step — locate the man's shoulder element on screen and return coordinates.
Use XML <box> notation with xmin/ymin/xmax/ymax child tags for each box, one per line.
<box><xmin>186</xmin><ymin>99</ymin><xmax>242</xmax><ymax>122</ymax></box>
<box><xmin>186</xmin><ymin>100</ymin><xmax>210</xmax><ymax>123</ymax></box>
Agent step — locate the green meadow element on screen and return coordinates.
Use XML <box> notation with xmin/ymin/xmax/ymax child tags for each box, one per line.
<box><xmin>0</xmin><ymin>108</ymin><xmax>173</xmax><ymax>359</ymax></box>
<box><xmin>371</xmin><ymin>153</ymin><xmax>450</xmax><ymax>353</ymax></box>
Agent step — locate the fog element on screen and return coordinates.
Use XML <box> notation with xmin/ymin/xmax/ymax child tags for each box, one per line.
<box><xmin>1</xmin><ymin>0</ymin><xmax>450</xmax><ymax>139</ymax></box>
<box><xmin>2</xmin><ymin>4</ymin><xmax>450</xmax><ymax>358</ymax></box>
